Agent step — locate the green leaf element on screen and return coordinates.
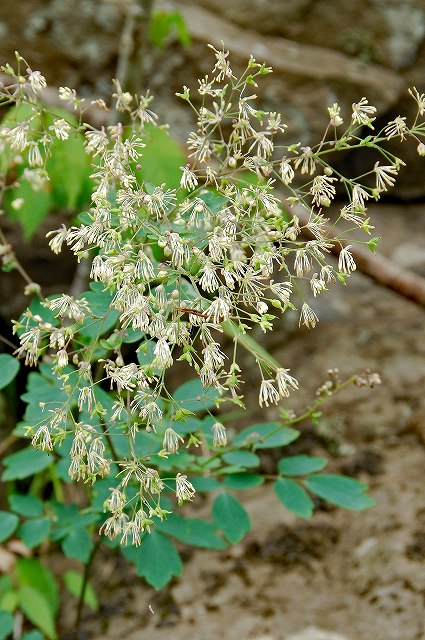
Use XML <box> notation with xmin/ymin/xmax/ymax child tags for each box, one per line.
<box><xmin>46</xmin><ymin>124</ymin><xmax>92</xmax><ymax>210</ymax></box>
<box><xmin>173</xmin><ymin>378</ymin><xmax>220</xmax><ymax>412</ymax></box>
<box><xmin>232</xmin><ymin>422</ymin><xmax>300</xmax><ymax>449</ymax></box>
<box><xmin>15</xmin><ymin>558</ymin><xmax>59</xmax><ymax>615</ymax></box>
<box><xmin>0</xmin><ymin>354</ymin><xmax>20</xmax><ymax>389</ymax></box>
<box><xmin>8</xmin><ymin>494</ymin><xmax>44</xmax><ymax>517</ymax></box>
<box><xmin>305</xmin><ymin>474</ymin><xmax>376</xmax><ymax>511</ymax></box>
<box><xmin>0</xmin><ymin>512</ymin><xmax>19</xmax><ymax>542</ymax></box>
<box><xmin>21</xmin><ymin>632</ymin><xmax>45</xmax><ymax>640</ymax></box>
<box><xmin>125</xmin><ymin>530</ymin><xmax>182</xmax><ymax>590</ymax></box>
<box><xmin>61</xmin><ymin>528</ymin><xmax>94</xmax><ymax>563</ymax></box>
<box><xmin>4</xmin><ymin>178</ymin><xmax>53</xmax><ymax>240</ymax></box>
<box><xmin>77</xmin><ymin>284</ymin><xmax>120</xmax><ymax>340</ymax></box>
<box><xmin>277</xmin><ymin>455</ymin><xmax>327</xmax><ymax>476</ymax></box>
<box><xmin>156</xmin><ymin>513</ymin><xmax>227</xmax><ymax>549</ymax></box>
<box><xmin>212</xmin><ymin>493</ymin><xmax>251</xmax><ymax>544</ymax></box>
<box><xmin>64</xmin><ymin>570</ymin><xmax>99</xmax><ymax>611</ymax></box>
<box><xmin>189</xmin><ymin>476</ymin><xmax>220</xmax><ymax>492</ymax></box>
<box><xmin>138</xmin><ymin>124</ymin><xmax>185</xmax><ymax>189</ymax></box>
<box><xmin>222</xmin><ymin>450</ymin><xmax>260</xmax><ymax>468</ymax></box>
<box><xmin>149</xmin><ymin>10</ymin><xmax>191</xmax><ymax>48</ymax></box>
<box><xmin>222</xmin><ymin>473</ymin><xmax>264</xmax><ymax>490</ymax></box>
<box><xmin>18</xmin><ymin>586</ymin><xmax>57</xmax><ymax>640</ymax></box>
<box><xmin>2</xmin><ymin>447</ymin><xmax>53</xmax><ymax>481</ymax></box>
<box><xmin>18</xmin><ymin>518</ymin><xmax>51</xmax><ymax>549</ymax></box>
<box><xmin>0</xmin><ymin>611</ymin><xmax>13</xmax><ymax>640</ymax></box>
<box><xmin>274</xmin><ymin>478</ymin><xmax>314</xmax><ymax>519</ymax></box>
<box><xmin>49</xmin><ymin>502</ymin><xmax>99</xmax><ymax>540</ymax></box>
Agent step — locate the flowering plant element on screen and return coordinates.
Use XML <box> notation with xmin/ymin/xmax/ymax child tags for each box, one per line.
<box><xmin>0</xmin><ymin>43</ymin><xmax>424</xmax><ymax>634</ymax></box>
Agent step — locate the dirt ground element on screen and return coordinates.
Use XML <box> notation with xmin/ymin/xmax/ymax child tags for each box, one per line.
<box><xmin>55</xmin><ymin>203</ymin><xmax>425</xmax><ymax>640</ymax></box>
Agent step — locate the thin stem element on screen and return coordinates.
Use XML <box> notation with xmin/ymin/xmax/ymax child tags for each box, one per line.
<box><xmin>0</xmin><ymin>333</ymin><xmax>18</xmax><ymax>350</ymax></box>
<box><xmin>73</xmin><ymin>538</ymin><xmax>102</xmax><ymax>639</ymax></box>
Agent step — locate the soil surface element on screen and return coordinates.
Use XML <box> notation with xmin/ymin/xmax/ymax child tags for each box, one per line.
<box><xmin>57</xmin><ymin>203</ymin><xmax>425</xmax><ymax>640</ymax></box>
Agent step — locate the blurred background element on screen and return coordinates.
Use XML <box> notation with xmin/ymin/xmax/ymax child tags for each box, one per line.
<box><xmin>1</xmin><ymin>2</ymin><xmax>425</xmax><ymax>639</ymax></box>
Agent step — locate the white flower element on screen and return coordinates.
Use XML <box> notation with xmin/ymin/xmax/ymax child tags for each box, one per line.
<box><xmin>384</xmin><ymin>116</ymin><xmax>408</xmax><ymax>141</ymax></box>
<box><xmin>328</xmin><ymin>103</ymin><xmax>343</xmax><ymax>127</ymax></box>
<box><xmin>299</xmin><ymin>303</ymin><xmax>318</xmax><ymax>328</ymax></box>
<box><xmin>259</xmin><ymin>379</ymin><xmax>280</xmax><ymax>407</ymax></box>
<box><xmin>49</xmin><ymin>118</ymin><xmax>71</xmax><ymax>140</ymax></box>
<box><xmin>200</xmin><ymin>263</ymin><xmax>220</xmax><ymax>292</ymax></box>
<box><xmin>180</xmin><ymin>165</ymin><xmax>198</xmax><ymax>190</ymax></box>
<box><xmin>338</xmin><ymin>245</ymin><xmax>356</xmax><ymax>274</ymax></box>
<box><xmin>163</xmin><ymin>428</ymin><xmax>184</xmax><ymax>454</ymax></box>
<box><xmin>280</xmin><ymin>159</ymin><xmax>295</xmax><ymax>185</ymax></box>
<box><xmin>212</xmin><ymin>422</ymin><xmax>227</xmax><ymax>447</ymax></box>
<box><xmin>31</xmin><ymin>425</ymin><xmax>52</xmax><ymax>451</ymax></box>
<box><xmin>27</xmin><ymin>68</ymin><xmax>47</xmax><ymax>94</ymax></box>
<box><xmin>374</xmin><ymin>162</ymin><xmax>398</xmax><ymax>192</ymax></box>
<box><xmin>269</xmin><ymin>280</ymin><xmax>292</xmax><ymax>304</ymax></box>
<box><xmin>294</xmin><ymin>147</ymin><xmax>316</xmax><ymax>175</ymax></box>
<box><xmin>85</xmin><ymin>127</ymin><xmax>109</xmax><ymax>156</ymax></box>
<box><xmin>6</xmin><ymin>123</ymin><xmax>29</xmax><ymax>152</ymax></box>
<box><xmin>275</xmin><ymin>368</ymin><xmax>298</xmax><ymax>398</ymax></box>
<box><xmin>310</xmin><ymin>175</ymin><xmax>337</xmax><ymax>207</ymax></box>
<box><xmin>175</xmin><ymin>473</ymin><xmax>196</xmax><ymax>505</ymax></box>
<box><xmin>351</xmin><ymin>98</ymin><xmax>376</xmax><ymax>127</ymax></box>
<box><xmin>112</xmin><ymin>79</ymin><xmax>133</xmax><ymax>111</ymax></box>
<box><xmin>28</xmin><ymin>144</ymin><xmax>43</xmax><ymax>167</ymax></box>
<box><xmin>46</xmin><ymin>224</ymin><xmax>68</xmax><ymax>254</ymax></box>
<box><xmin>409</xmin><ymin>87</ymin><xmax>425</xmax><ymax>116</ymax></box>
<box><xmin>208</xmin><ymin>43</ymin><xmax>233</xmax><ymax>81</ymax></box>
<box><xmin>153</xmin><ymin>337</ymin><xmax>173</xmax><ymax>369</ymax></box>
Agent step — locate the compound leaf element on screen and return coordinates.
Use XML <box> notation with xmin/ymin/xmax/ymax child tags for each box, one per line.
<box><xmin>274</xmin><ymin>478</ymin><xmax>314</xmax><ymax>519</ymax></box>
<box><xmin>212</xmin><ymin>493</ymin><xmax>251</xmax><ymax>543</ymax></box>
<box><xmin>305</xmin><ymin>474</ymin><xmax>375</xmax><ymax>511</ymax></box>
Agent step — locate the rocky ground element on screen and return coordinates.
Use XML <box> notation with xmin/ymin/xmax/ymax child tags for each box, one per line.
<box><xmin>54</xmin><ymin>203</ymin><xmax>425</xmax><ymax>640</ymax></box>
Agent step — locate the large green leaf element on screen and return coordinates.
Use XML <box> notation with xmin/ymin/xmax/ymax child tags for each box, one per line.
<box><xmin>64</xmin><ymin>570</ymin><xmax>99</xmax><ymax>611</ymax></box>
<box><xmin>9</xmin><ymin>494</ymin><xmax>44</xmax><ymax>517</ymax></box>
<box><xmin>274</xmin><ymin>478</ymin><xmax>314</xmax><ymax>519</ymax></box>
<box><xmin>149</xmin><ymin>10</ymin><xmax>191</xmax><ymax>49</ymax></box>
<box><xmin>46</xmin><ymin>120</ymin><xmax>92</xmax><ymax>210</ymax></box>
<box><xmin>16</xmin><ymin>558</ymin><xmax>59</xmax><ymax>615</ymax></box>
<box><xmin>173</xmin><ymin>378</ymin><xmax>220</xmax><ymax>412</ymax></box>
<box><xmin>138</xmin><ymin>125</ymin><xmax>185</xmax><ymax>189</ymax></box>
<box><xmin>278</xmin><ymin>455</ymin><xmax>327</xmax><ymax>476</ymax></box>
<box><xmin>18</xmin><ymin>586</ymin><xmax>57</xmax><ymax>640</ymax></box>
<box><xmin>156</xmin><ymin>513</ymin><xmax>226</xmax><ymax>549</ymax></box>
<box><xmin>4</xmin><ymin>178</ymin><xmax>53</xmax><ymax>240</ymax></box>
<box><xmin>61</xmin><ymin>528</ymin><xmax>93</xmax><ymax>563</ymax></box>
<box><xmin>124</xmin><ymin>530</ymin><xmax>182</xmax><ymax>590</ymax></box>
<box><xmin>0</xmin><ymin>512</ymin><xmax>19</xmax><ymax>543</ymax></box>
<box><xmin>305</xmin><ymin>474</ymin><xmax>375</xmax><ymax>511</ymax></box>
<box><xmin>189</xmin><ymin>476</ymin><xmax>220</xmax><ymax>492</ymax></box>
<box><xmin>232</xmin><ymin>422</ymin><xmax>300</xmax><ymax>449</ymax></box>
<box><xmin>18</xmin><ymin>518</ymin><xmax>51</xmax><ymax>549</ymax></box>
<box><xmin>222</xmin><ymin>473</ymin><xmax>264</xmax><ymax>490</ymax></box>
<box><xmin>1</xmin><ymin>447</ymin><xmax>53</xmax><ymax>481</ymax></box>
<box><xmin>222</xmin><ymin>450</ymin><xmax>260</xmax><ymax>468</ymax></box>
<box><xmin>0</xmin><ymin>354</ymin><xmax>20</xmax><ymax>389</ymax></box>
<box><xmin>21</xmin><ymin>632</ymin><xmax>44</xmax><ymax>640</ymax></box>
<box><xmin>212</xmin><ymin>493</ymin><xmax>251</xmax><ymax>544</ymax></box>
<box><xmin>77</xmin><ymin>283</ymin><xmax>120</xmax><ymax>340</ymax></box>
<box><xmin>0</xmin><ymin>611</ymin><xmax>13</xmax><ymax>640</ymax></box>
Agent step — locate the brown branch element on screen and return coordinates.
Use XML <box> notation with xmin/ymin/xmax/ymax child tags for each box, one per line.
<box><xmin>177</xmin><ymin>2</ymin><xmax>405</xmax><ymax>105</ymax></box>
<box><xmin>292</xmin><ymin>202</ymin><xmax>425</xmax><ymax>307</ymax></box>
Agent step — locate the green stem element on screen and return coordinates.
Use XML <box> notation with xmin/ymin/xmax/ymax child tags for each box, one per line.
<box><xmin>73</xmin><ymin>538</ymin><xmax>102</xmax><ymax>639</ymax></box>
<box><xmin>222</xmin><ymin>319</ymin><xmax>282</xmax><ymax>372</ymax></box>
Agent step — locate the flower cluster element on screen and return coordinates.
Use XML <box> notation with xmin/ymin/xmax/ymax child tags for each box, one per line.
<box><xmin>3</xmin><ymin>47</ymin><xmax>424</xmax><ymax>543</ymax></box>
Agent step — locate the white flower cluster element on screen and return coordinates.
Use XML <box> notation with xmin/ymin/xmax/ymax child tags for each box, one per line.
<box><xmin>4</xmin><ymin>46</ymin><xmax>424</xmax><ymax>544</ymax></box>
